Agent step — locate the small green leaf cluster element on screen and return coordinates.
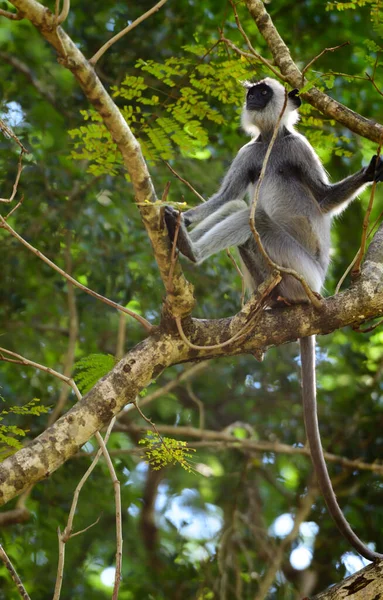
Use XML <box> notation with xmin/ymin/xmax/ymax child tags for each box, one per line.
<box><xmin>139</xmin><ymin>431</ymin><xmax>196</xmax><ymax>472</ymax></box>
<box><xmin>0</xmin><ymin>398</ymin><xmax>48</xmax><ymax>457</ymax></box>
<box><xmin>74</xmin><ymin>353</ymin><xmax>116</xmax><ymax>394</ymax></box>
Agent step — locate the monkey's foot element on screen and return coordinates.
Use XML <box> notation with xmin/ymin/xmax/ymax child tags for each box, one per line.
<box><xmin>164</xmin><ymin>206</ymin><xmax>197</xmax><ymax>263</ymax></box>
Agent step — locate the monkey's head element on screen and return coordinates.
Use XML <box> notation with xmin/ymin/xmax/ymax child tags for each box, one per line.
<box><xmin>241</xmin><ymin>77</ymin><xmax>301</xmax><ymax>137</ymax></box>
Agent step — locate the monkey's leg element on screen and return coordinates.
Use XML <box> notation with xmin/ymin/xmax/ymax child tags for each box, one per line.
<box><xmin>193</xmin><ymin>208</ymin><xmax>252</xmax><ymax>263</ymax></box>
<box><xmin>190</xmin><ymin>200</ymin><xmax>248</xmax><ymax>242</ymax></box>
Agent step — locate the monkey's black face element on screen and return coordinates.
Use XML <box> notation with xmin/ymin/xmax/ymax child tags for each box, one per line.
<box><xmin>246</xmin><ymin>83</ymin><xmax>273</xmax><ymax>111</ymax></box>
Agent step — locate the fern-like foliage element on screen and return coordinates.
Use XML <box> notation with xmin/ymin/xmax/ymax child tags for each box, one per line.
<box><xmin>74</xmin><ymin>353</ymin><xmax>116</xmax><ymax>394</ymax></box>
<box><xmin>0</xmin><ymin>398</ymin><xmax>48</xmax><ymax>457</ymax></box>
<box><xmin>139</xmin><ymin>431</ymin><xmax>196</xmax><ymax>472</ymax></box>
<box><xmin>69</xmin><ymin>45</ymin><xmax>251</xmax><ymax>173</ymax></box>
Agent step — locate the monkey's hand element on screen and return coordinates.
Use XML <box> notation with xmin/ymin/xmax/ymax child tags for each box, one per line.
<box><xmin>364</xmin><ymin>155</ymin><xmax>383</xmax><ymax>182</ymax></box>
<box><xmin>164</xmin><ymin>206</ymin><xmax>197</xmax><ymax>263</ymax></box>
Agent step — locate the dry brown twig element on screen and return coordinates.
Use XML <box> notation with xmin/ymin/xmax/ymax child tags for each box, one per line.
<box><xmin>164</xmin><ymin>161</ymin><xmax>205</xmax><ymax>203</ymax></box>
<box><xmin>133</xmin><ymin>362</ymin><xmax>208</xmax><ymax>411</ymax></box>
<box><xmin>0</xmin><ymin>119</ymin><xmax>27</xmax><ymax>205</ymax></box>
<box><xmin>301</xmin><ymin>42</ymin><xmax>350</xmax><ymax>84</ymax></box>
<box><xmin>0</xmin><ymin>8</ymin><xmax>22</xmax><ymax>19</ymax></box>
<box><xmin>0</xmin><ymin>545</ymin><xmax>30</xmax><ymax>600</ymax></box>
<box><xmin>90</xmin><ymin>0</ymin><xmax>168</xmax><ymax>65</ymax></box>
<box><xmin>226</xmin><ymin>0</ymin><xmax>284</xmax><ymax>81</ymax></box>
<box><xmin>53</xmin><ymin>418</ymin><xmax>116</xmax><ymax>600</ymax></box>
<box><xmin>174</xmin><ymin>270</ymin><xmax>281</xmax><ymax>352</ymax></box>
<box><xmin>351</xmin><ymin>146</ymin><xmax>382</xmax><ymax>278</ymax></box>
<box><xmin>186</xmin><ymin>382</ymin><xmax>205</xmax><ymax>430</ymax></box>
<box><xmin>335</xmin><ymin>145</ymin><xmax>383</xmax><ymax>293</ymax></box>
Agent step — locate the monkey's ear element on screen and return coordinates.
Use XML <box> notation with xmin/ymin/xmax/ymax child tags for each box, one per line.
<box><xmin>241</xmin><ymin>80</ymin><xmax>254</xmax><ymax>89</ymax></box>
<box><xmin>288</xmin><ymin>88</ymin><xmax>302</xmax><ymax>107</ymax></box>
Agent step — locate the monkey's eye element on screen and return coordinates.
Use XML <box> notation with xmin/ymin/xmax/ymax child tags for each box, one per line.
<box><xmin>261</xmin><ymin>90</ymin><xmax>268</xmax><ymax>95</ymax></box>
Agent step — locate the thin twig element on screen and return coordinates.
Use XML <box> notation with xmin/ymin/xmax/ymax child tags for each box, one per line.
<box><xmin>0</xmin><ymin>151</ymin><xmax>24</xmax><ymax>203</ymax></box>
<box><xmin>254</xmin><ymin>481</ymin><xmax>317</xmax><ymax>600</ymax></box>
<box><xmin>225</xmin><ymin>2</ymin><xmax>284</xmax><ymax>80</ymax></box>
<box><xmin>226</xmin><ymin>248</ymin><xmax>246</xmax><ymax>307</ymax></box>
<box><xmin>301</xmin><ymin>42</ymin><xmax>350</xmax><ymax>85</ymax></box>
<box><xmin>69</xmin><ymin>515</ymin><xmax>102</xmax><ymax>538</ymax></box>
<box><xmin>90</xmin><ymin>0</ymin><xmax>168</xmax><ymax>65</ymax></box>
<box><xmin>55</xmin><ymin>0</ymin><xmax>70</xmax><ymax>25</ymax></box>
<box><xmin>186</xmin><ymin>382</ymin><xmax>205</xmax><ymax>430</ymax></box>
<box><xmin>0</xmin><ymin>119</ymin><xmax>28</xmax><ymax>152</ymax></box>
<box><xmin>0</xmin><ymin>8</ymin><xmax>22</xmax><ymax>19</ymax></box>
<box><xmin>353</xmin><ymin>318</ymin><xmax>383</xmax><ymax>334</ymax></box>
<box><xmin>351</xmin><ymin>146</ymin><xmax>382</xmax><ymax>278</ymax></box>
<box><xmin>164</xmin><ymin>161</ymin><xmax>205</xmax><ymax>203</ymax></box>
<box><xmin>166</xmin><ymin>211</ymin><xmax>182</xmax><ymax>293</ymax></box>
<box><xmin>174</xmin><ymin>272</ymin><xmax>280</xmax><ymax>351</ymax></box>
<box><xmin>335</xmin><ymin>196</ymin><xmax>383</xmax><ymax>294</ymax></box>
<box><xmin>136</xmin><ymin>362</ymin><xmax>208</xmax><ymax>410</ymax></box>
<box><xmin>53</xmin><ymin>419</ymin><xmax>117</xmax><ymax>600</ymax></box>
<box><xmin>4</xmin><ymin>195</ymin><xmax>24</xmax><ymax>220</ymax></box>
<box><xmin>0</xmin><ymin>215</ymin><xmax>152</xmax><ymax>331</ymax></box>
<box><xmin>0</xmin><ymin>545</ymin><xmax>31</xmax><ymax>600</ymax></box>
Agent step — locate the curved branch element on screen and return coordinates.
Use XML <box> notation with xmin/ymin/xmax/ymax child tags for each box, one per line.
<box><xmin>244</xmin><ymin>0</ymin><xmax>383</xmax><ymax>143</ymax></box>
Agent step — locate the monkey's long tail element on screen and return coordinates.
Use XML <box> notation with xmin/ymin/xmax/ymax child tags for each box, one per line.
<box><xmin>300</xmin><ymin>335</ymin><xmax>383</xmax><ymax>561</ymax></box>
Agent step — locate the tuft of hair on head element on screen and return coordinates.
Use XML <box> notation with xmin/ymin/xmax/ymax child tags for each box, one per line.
<box><xmin>241</xmin><ymin>77</ymin><xmax>300</xmax><ymax>137</ymax></box>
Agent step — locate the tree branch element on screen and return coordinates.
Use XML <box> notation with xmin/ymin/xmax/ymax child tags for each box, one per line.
<box><xmin>244</xmin><ymin>0</ymin><xmax>383</xmax><ymax>143</ymax></box>
<box><xmin>116</xmin><ymin>423</ymin><xmax>383</xmax><ymax>475</ymax></box>
<box><xmin>6</xmin><ymin>0</ymin><xmax>194</xmax><ymax>318</ymax></box>
<box><xmin>1</xmin><ymin>228</ymin><xmax>383</xmax><ymax>506</ymax></box>
<box><xmin>311</xmin><ymin>560</ymin><xmax>383</xmax><ymax>599</ymax></box>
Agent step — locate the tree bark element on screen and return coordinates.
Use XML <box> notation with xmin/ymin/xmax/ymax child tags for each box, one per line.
<box><xmin>311</xmin><ymin>560</ymin><xmax>383</xmax><ymax>599</ymax></box>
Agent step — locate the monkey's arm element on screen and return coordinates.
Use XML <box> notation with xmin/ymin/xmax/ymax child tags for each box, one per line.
<box><xmin>319</xmin><ymin>155</ymin><xmax>383</xmax><ymax>214</ymax></box>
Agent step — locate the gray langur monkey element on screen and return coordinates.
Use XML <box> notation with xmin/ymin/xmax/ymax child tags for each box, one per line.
<box><xmin>165</xmin><ymin>77</ymin><xmax>383</xmax><ymax>560</ymax></box>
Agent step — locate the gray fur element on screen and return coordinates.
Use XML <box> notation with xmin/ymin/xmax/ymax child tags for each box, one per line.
<box><xmin>168</xmin><ymin>77</ymin><xmax>380</xmax><ymax>300</ymax></box>
<box><xmin>166</xmin><ymin>78</ymin><xmax>381</xmax><ymax>300</ymax></box>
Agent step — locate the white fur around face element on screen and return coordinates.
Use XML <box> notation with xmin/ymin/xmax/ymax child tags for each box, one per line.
<box><xmin>241</xmin><ymin>78</ymin><xmax>299</xmax><ymax>137</ymax></box>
